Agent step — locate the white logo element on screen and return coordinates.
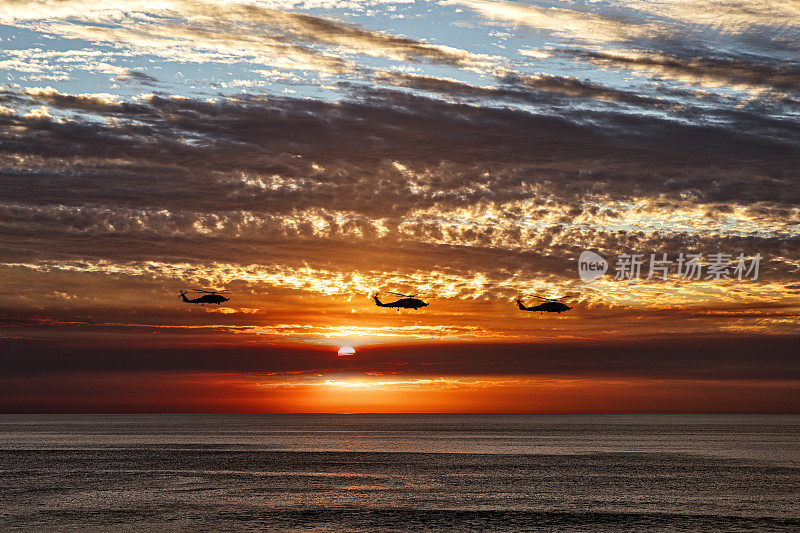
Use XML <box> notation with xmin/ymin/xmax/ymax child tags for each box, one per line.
<box><xmin>577</xmin><ymin>251</ymin><xmax>761</xmax><ymax>282</ymax></box>
<box><xmin>578</xmin><ymin>251</ymin><xmax>608</xmax><ymax>282</ymax></box>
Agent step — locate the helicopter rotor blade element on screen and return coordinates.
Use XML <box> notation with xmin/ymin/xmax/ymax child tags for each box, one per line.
<box><xmin>388</xmin><ymin>291</ymin><xmax>416</xmax><ymax>298</ymax></box>
<box><xmin>191</xmin><ymin>288</ymin><xmax>230</xmax><ymax>294</ymax></box>
<box><xmin>531</xmin><ymin>294</ymin><xmax>563</xmax><ymax>302</ymax></box>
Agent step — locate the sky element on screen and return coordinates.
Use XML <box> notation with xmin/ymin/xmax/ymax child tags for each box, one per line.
<box><xmin>0</xmin><ymin>0</ymin><xmax>798</xmax><ymax>412</ymax></box>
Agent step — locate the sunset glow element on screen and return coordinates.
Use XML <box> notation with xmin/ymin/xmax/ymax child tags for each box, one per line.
<box><xmin>0</xmin><ymin>0</ymin><xmax>798</xmax><ymax>413</ymax></box>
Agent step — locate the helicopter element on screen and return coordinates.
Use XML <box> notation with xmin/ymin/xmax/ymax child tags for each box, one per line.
<box><xmin>517</xmin><ymin>295</ymin><xmax>573</xmax><ymax>315</ymax></box>
<box><xmin>373</xmin><ymin>292</ymin><xmax>429</xmax><ymax>310</ymax></box>
<box><xmin>180</xmin><ymin>288</ymin><xmax>230</xmax><ymax>306</ymax></box>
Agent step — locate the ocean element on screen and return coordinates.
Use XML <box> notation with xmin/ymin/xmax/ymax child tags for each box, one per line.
<box><xmin>1</xmin><ymin>414</ymin><xmax>798</xmax><ymax>531</ymax></box>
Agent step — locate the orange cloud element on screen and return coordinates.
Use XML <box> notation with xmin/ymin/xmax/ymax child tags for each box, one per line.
<box><xmin>3</xmin><ymin>371</ymin><xmax>797</xmax><ymax>413</ymax></box>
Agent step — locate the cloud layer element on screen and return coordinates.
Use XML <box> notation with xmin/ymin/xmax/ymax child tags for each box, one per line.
<box><xmin>0</xmin><ymin>0</ymin><xmax>797</xmax><ymax>409</ymax></box>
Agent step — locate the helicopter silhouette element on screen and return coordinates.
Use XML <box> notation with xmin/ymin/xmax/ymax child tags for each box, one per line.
<box><xmin>180</xmin><ymin>288</ymin><xmax>230</xmax><ymax>306</ymax></box>
<box><xmin>517</xmin><ymin>295</ymin><xmax>573</xmax><ymax>315</ymax></box>
<box><xmin>373</xmin><ymin>292</ymin><xmax>429</xmax><ymax>310</ymax></box>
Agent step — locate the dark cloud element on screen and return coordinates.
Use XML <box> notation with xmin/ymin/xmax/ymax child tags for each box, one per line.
<box><xmin>0</xmin><ymin>87</ymin><xmax>798</xmax><ymax>287</ymax></box>
<box><xmin>372</xmin><ymin>70</ymin><xmax>673</xmax><ymax>111</ymax></box>
<box><xmin>6</xmin><ymin>88</ymin><xmax>798</xmax><ymax>193</ymax></box>
<box><xmin>1</xmin><ymin>335</ymin><xmax>798</xmax><ymax>380</ymax></box>
<box><xmin>561</xmin><ymin>49</ymin><xmax>800</xmax><ymax>92</ymax></box>
<box><xmin>115</xmin><ymin>68</ymin><xmax>159</xmax><ymax>86</ymax></box>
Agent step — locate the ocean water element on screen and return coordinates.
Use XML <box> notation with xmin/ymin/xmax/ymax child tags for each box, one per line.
<box><xmin>0</xmin><ymin>414</ymin><xmax>798</xmax><ymax>531</ymax></box>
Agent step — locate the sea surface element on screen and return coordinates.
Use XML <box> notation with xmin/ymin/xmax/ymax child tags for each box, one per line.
<box><xmin>0</xmin><ymin>414</ymin><xmax>798</xmax><ymax>531</ymax></box>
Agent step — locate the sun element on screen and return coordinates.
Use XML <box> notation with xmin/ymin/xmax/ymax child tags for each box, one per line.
<box><xmin>337</xmin><ymin>346</ymin><xmax>356</xmax><ymax>357</ymax></box>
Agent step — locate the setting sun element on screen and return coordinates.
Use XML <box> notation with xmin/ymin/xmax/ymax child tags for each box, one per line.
<box><xmin>337</xmin><ymin>346</ymin><xmax>356</xmax><ymax>357</ymax></box>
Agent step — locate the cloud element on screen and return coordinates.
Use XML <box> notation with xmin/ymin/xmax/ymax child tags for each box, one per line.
<box><xmin>444</xmin><ymin>0</ymin><xmax>800</xmax><ymax>47</ymax></box>
<box><xmin>1</xmin><ymin>87</ymin><xmax>798</xmax><ymax>293</ymax></box>
<box><xmin>3</xmin><ymin>0</ymin><xmax>498</xmax><ymax>74</ymax></box>
<box><xmin>440</xmin><ymin>0</ymin><xmax>658</xmax><ymax>43</ymax></box>
<box><xmin>1</xmin><ymin>335</ymin><xmax>799</xmax><ymax>381</ymax></box>
<box><xmin>617</xmin><ymin>0</ymin><xmax>800</xmax><ymax>35</ymax></box>
<box><xmin>561</xmin><ymin>49</ymin><xmax>800</xmax><ymax>92</ymax></box>
<box><xmin>96</xmin><ymin>63</ymin><xmax>159</xmax><ymax>85</ymax></box>
<box><xmin>0</xmin><ymin>0</ymin><xmax>797</xmax><ymax>405</ymax></box>
<box><xmin>373</xmin><ymin>70</ymin><xmax>671</xmax><ymax>110</ymax></box>
<box><xmin>6</xmin><ymin>86</ymin><xmax>796</xmax><ymax>200</ymax></box>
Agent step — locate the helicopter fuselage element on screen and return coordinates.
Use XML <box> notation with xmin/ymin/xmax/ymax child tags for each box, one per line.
<box><xmin>518</xmin><ymin>300</ymin><xmax>572</xmax><ymax>314</ymax></box>
<box><xmin>181</xmin><ymin>293</ymin><xmax>229</xmax><ymax>305</ymax></box>
<box><xmin>374</xmin><ymin>295</ymin><xmax>428</xmax><ymax>310</ymax></box>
